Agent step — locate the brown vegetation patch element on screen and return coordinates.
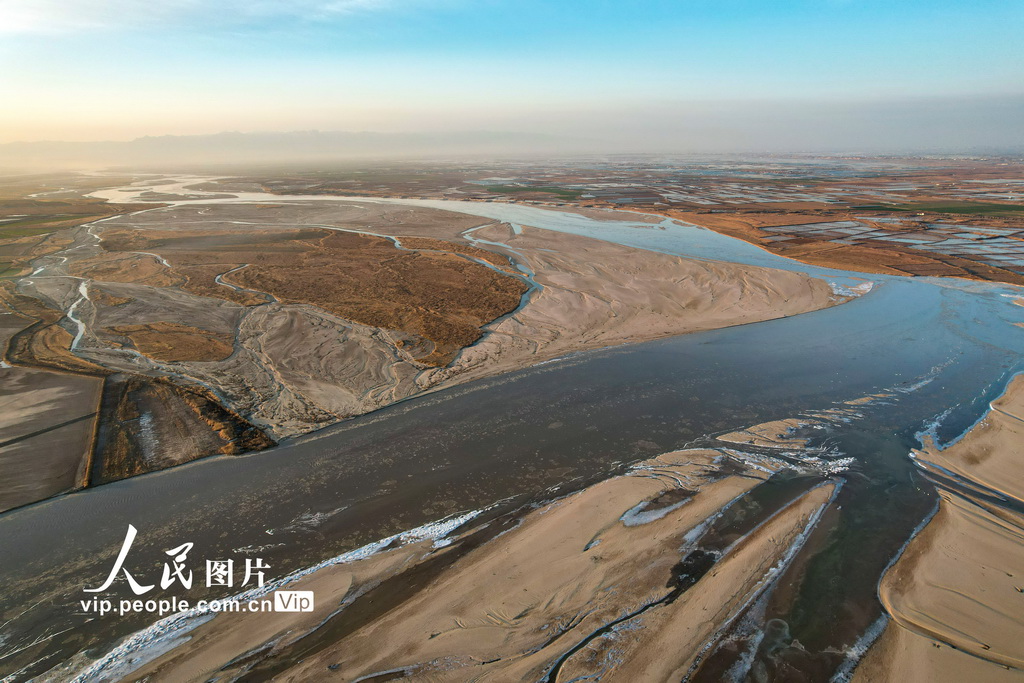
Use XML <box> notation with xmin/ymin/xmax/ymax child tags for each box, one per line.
<box><xmin>0</xmin><ymin>191</ymin><xmax>153</xmax><ymax>277</ymax></box>
<box><xmin>230</xmin><ymin>231</ymin><xmax>528</xmax><ymax>365</ymax></box>
<box><xmin>0</xmin><ymin>197</ymin><xmax>153</xmax><ymax>238</ymax></box>
<box><xmin>397</xmin><ymin>235</ymin><xmax>516</xmax><ymax>272</ymax></box>
<box><xmin>68</xmin><ymin>252</ymin><xmax>181</xmax><ymax>287</ymax></box>
<box><xmin>8</xmin><ymin>324</ymin><xmax>105</xmax><ymax>375</ymax></box>
<box><xmin>0</xmin><ymin>228</ymin><xmax>75</xmax><ymax>279</ymax></box>
<box><xmin>98</xmin><ymin>226</ymin><xmax>315</xmax><ymax>305</ymax></box>
<box><xmin>178</xmin><ymin>264</ymin><xmax>268</xmax><ymax>306</ymax></box>
<box><xmin>89</xmin><ymin>285</ymin><xmax>134</xmax><ymax>307</ymax></box>
<box><xmin>94</xmin><ymin>375</ymin><xmax>275</xmax><ymax>483</ymax></box>
<box><xmin>105</xmin><ymin>322</ymin><xmax>235</xmax><ymax>362</ymax></box>
<box><xmin>100</xmin><ymin>227</ymin><xmax>528</xmax><ymax>366</ymax></box>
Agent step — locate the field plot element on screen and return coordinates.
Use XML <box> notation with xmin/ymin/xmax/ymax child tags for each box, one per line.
<box><xmin>0</xmin><ymin>175</ymin><xmax>150</xmax><ymax>279</ymax></box>
<box><xmin>0</xmin><ymin>307</ymin><xmax>102</xmax><ymax>512</ymax></box>
<box><xmin>252</xmin><ymin>157</ymin><xmax>1024</xmax><ymax>285</ymax></box>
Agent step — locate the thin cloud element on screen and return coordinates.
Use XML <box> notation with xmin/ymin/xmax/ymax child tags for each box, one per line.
<box><xmin>0</xmin><ymin>0</ymin><xmax>404</xmax><ymax>34</ymax></box>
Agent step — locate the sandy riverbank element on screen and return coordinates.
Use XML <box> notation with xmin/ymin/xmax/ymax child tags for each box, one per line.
<box><xmin>418</xmin><ymin>222</ymin><xmax>843</xmax><ymax>390</ymax></box>
<box><xmin>111</xmin><ymin>444</ymin><xmax>838</xmax><ymax>682</ymax></box>
<box><xmin>854</xmin><ymin>375</ymin><xmax>1024</xmax><ymax>682</ymax></box>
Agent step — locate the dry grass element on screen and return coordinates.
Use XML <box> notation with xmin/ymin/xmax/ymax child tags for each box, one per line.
<box><xmin>397</xmin><ymin>235</ymin><xmax>517</xmax><ymax>272</ymax></box>
<box><xmin>68</xmin><ymin>252</ymin><xmax>181</xmax><ymax>287</ymax></box>
<box><xmin>105</xmin><ymin>322</ymin><xmax>235</xmax><ymax>362</ymax></box>
<box><xmin>89</xmin><ymin>285</ymin><xmax>134</xmax><ymax>307</ymax></box>
<box><xmin>231</xmin><ymin>231</ymin><xmax>527</xmax><ymax>365</ymax></box>
<box><xmin>96</xmin><ymin>375</ymin><xmax>275</xmax><ymax>483</ymax></box>
<box><xmin>100</xmin><ymin>227</ymin><xmax>529</xmax><ymax>366</ymax></box>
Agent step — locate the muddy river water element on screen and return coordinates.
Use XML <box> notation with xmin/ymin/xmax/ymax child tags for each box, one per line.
<box><xmin>1</xmin><ymin>179</ymin><xmax>1023</xmax><ymax>680</ymax></box>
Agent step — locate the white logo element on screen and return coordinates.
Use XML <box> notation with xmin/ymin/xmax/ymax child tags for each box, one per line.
<box><xmin>274</xmin><ymin>591</ymin><xmax>315</xmax><ymax>612</ymax></box>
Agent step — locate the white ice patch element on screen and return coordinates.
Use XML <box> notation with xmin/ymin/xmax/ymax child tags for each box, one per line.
<box><xmin>137</xmin><ymin>411</ymin><xmax>159</xmax><ymax>465</ymax></box>
<box><xmin>534</xmin><ymin>353</ymin><xmax>575</xmax><ymax>367</ymax></box>
<box><xmin>828</xmin><ymin>614</ymin><xmax>889</xmax><ymax>683</ymax></box>
<box><xmin>804</xmin><ymin>456</ymin><xmax>856</xmax><ymax>475</ymax></box>
<box><xmin>718</xmin><ymin>448</ymin><xmax>789</xmax><ymax>475</ymax></box>
<box><xmin>721</xmin><ymin>448</ymin><xmax>854</xmax><ymax>476</ymax></box>
<box><xmin>620</xmin><ymin>498</ymin><xmax>690</xmax><ymax>527</ymax></box>
<box><xmin>232</xmin><ymin>543</ymin><xmax>285</xmax><ymax>555</ymax></box>
<box><xmin>913</xmin><ymin>406</ymin><xmax>954</xmax><ymax>447</ymax></box>
<box><xmin>889</xmin><ymin>357</ymin><xmax>955</xmax><ymax>396</ymax></box>
<box><xmin>276</xmin><ymin>505</ymin><xmax>350</xmax><ymax>534</ymax></box>
<box><xmin>829</xmin><ymin>281</ymin><xmax>874</xmax><ymax>298</ymax></box>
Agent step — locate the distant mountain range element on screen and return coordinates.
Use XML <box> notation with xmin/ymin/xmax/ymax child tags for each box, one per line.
<box><xmin>0</xmin><ymin>130</ymin><xmax>595</xmax><ymax>170</ymax></box>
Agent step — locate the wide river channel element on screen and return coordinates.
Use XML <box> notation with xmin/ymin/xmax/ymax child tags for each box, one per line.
<box><xmin>1</xmin><ymin>180</ymin><xmax>1023</xmax><ymax>681</ymax></box>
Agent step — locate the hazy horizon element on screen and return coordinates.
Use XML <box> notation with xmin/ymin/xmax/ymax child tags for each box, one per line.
<box><xmin>1</xmin><ymin>0</ymin><xmax>1022</xmax><ymax>162</ymax></box>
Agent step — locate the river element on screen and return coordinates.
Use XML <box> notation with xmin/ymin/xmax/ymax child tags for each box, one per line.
<box><xmin>1</xmin><ymin>177</ymin><xmax>1022</xmax><ymax>681</ymax></box>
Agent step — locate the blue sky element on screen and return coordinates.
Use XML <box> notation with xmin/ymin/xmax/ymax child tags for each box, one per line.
<box><xmin>1</xmin><ymin>0</ymin><xmax>1022</xmax><ymax>148</ymax></box>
